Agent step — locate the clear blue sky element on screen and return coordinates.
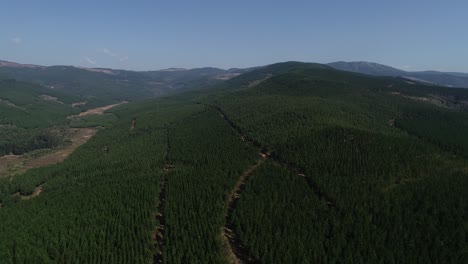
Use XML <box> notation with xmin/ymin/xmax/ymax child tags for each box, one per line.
<box><xmin>1</xmin><ymin>0</ymin><xmax>467</xmax><ymax>71</ymax></box>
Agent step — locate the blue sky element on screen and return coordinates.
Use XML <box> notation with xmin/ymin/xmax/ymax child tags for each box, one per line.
<box><xmin>1</xmin><ymin>0</ymin><xmax>467</xmax><ymax>71</ymax></box>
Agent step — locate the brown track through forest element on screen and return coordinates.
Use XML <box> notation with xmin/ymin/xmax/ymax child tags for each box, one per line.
<box><xmin>13</xmin><ymin>183</ymin><xmax>45</xmax><ymax>200</ymax></box>
<box><xmin>153</xmin><ymin>174</ymin><xmax>167</xmax><ymax>264</ymax></box>
<box><xmin>208</xmin><ymin>105</ymin><xmax>263</xmax><ymax>263</ymax></box>
<box><xmin>153</xmin><ymin>128</ymin><xmax>171</xmax><ymax>264</ymax></box>
<box><xmin>205</xmin><ymin>104</ymin><xmax>338</xmax><ymax>263</ymax></box>
<box><xmin>224</xmin><ymin>157</ymin><xmax>265</xmax><ymax>264</ymax></box>
<box><xmin>208</xmin><ymin>105</ymin><xmax>336</xmax><ymax>208</ymax></box>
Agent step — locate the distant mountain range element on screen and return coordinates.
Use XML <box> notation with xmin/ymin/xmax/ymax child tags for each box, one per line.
<box><xmin>328</xmin><ymin>61</ymin><xmax>468</xmax><ymax>88</ymax></box>
<box><xmin>0</xmin><ymin>60</ymin><xmax>250</xmax><ymax>103</ymax></box>
<box><xmin>1</xmin><ymin>59</ymin><xmax>467</xmax><ymax>105</ymax></box>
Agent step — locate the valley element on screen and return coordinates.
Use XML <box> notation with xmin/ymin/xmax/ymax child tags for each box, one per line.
<box><xmin>3</xmin><ymin>2</ymin><xmax>467</xmax><ymax>263</ymax></box>
<box><xmin>0</xmin><ymin>61</ymin><xmax>467</xmax><ymax>263</ymax></box>
<box><xmin>0</xmin><ymin>127</ymin><xmax>97</xmax><ymax>178</ymax></box>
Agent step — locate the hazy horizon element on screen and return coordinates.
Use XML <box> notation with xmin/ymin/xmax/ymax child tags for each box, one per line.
<box><xmin>2</xmin><ymin>0</ymin><xmax>467</xmax><ymax>72</ymax></box>
<box><xmin>4</xmin><ymin>58</ymin><xmax>468</xmax><ymax>74</ymax></box>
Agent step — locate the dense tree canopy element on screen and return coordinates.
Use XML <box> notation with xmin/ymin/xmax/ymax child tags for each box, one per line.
<box><xmin>0</xmin><ymin>64</ymin><xmax>467</xmax><ymax>263</ymax></box>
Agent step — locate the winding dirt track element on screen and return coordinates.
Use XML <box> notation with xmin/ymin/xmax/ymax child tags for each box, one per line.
<box><xmin>153</xmin><ymin>128</ymin><xmax>171</xmax><ymax>264</ymax></box>
<box><xmin>13</xmin><ymin>183</ymin><xmax>45</xmax><ymax>200</ymax></box>
<box><xmin>205</xmin><ymin>104</ymin><xmax>338</xmax><ymax>263</ymax></box>
<box><xmin>208</xmin><ymin>105</ymin><xmax>263</xmax><ymax>263</ymax></box>
<box><xmin>224</xmin><ymin>157</ymin><xmax>265</xmax><ymax>264</ymax></box>
<box><xmin>209</xmin><ymin>105</ymin><xmax>336</xmax><ymax>208</ymax></box>
<box><xmin>153</xmin><ymin>174</ymin><xmax>167</xmax><ymax>264</ymax></box>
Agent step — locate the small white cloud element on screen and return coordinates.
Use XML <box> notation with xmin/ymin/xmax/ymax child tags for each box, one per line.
<box><xmin>11</xmin><ymin>37</ymin><xmax>22</xmax><ymax>44</ymax></box>
<box><xmin>84</xmin><ymin>56</ymin><xmax>96</xmax><ymax>65</ymax></box>
<box><xmin>102</xmin><ymin>48</ymin><xmax>117</xmax><ymax>57</ymax></box>
<box><xmin>102</xmin><ymin>48</ymin><xmax>128</xmax><ymax>62</ymax></box>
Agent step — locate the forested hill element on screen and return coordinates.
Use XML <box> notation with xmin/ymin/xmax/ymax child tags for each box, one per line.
<box><xmin>0</xmin><ymin>60</ymin><xmax>248</xmax><ymax>103</ymax></box>
<box><xmin>0</xmin><ymin>62</ymin><xmax>466</xmax><ymax>263</ymax></box>
<box><xmin>328</xmin><ymin>61</ymin><xmax>468</xmax><ymax>88</ymax></box>
<box><xmin>0</xmin><ymin>79</ymin><xmax>84</xmax><ymax>156</ymax></box>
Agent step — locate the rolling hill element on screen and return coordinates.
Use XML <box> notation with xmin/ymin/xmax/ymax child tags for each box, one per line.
<box><xmin>0</xmin><ymin>61</ymin><xmax>466</xmax><ymax>263</ymax></box>
<box><xmin>0</xmin><ymin>60</ymin><xmax>248</xmax><ymax>103</ymax></box>
<box><xmin>328</xmin><ymin>61</ymin><xmax>468</xmax><ymax>88</ymax></box>
<box><xmin>0</xmin><ymin>78</ymin><xmax>85</xmax><ymax>156</ymax></box>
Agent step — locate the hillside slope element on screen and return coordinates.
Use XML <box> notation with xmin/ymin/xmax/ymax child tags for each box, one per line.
<box><xmin>0</xmin><ymin>60</ymin><xmax>247</xmax><ymax>102</ymax></box>
<box><xmin>329</xmin><ymin>61</ymin><xmax>468</xmax><ymax>88</ymax></box>
<box><xmin>0</xmin><ymin>62</ymin><xmax>466</xmax><ymax>263</ymax></box>
<box><xmin>0</xmin><ymin>79</ymin><xmax>86</xmax><ymax>156</ymax></box>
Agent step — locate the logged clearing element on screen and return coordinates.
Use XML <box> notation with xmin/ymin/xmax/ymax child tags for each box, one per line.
<box><xmin>0</xmin><ymin>103</ymin><xmax>121</xmax><ymax>178</ymax></box>
<box><xmin>0</xmin><ymin>99</ymin><xmax>22</xmax><ymax>109</ymax></box>
<box><xmin>39</xmin><ymin>94</ymin><xmax>64</xmax><ymax>104</ymax></box>
<box><xmin>70</xmin><ymin>102</ymin><xmax>127</xmax><ymax>118</ymax></box>
<box><xmin>0</xmin><ymin>128</ymin><xmax>97</xmax><ymax>178</ymax></box>
<box><xmin>389</xmin><ymin>92</ymin><xmax>450</xmax><ymax>108</ymax></box>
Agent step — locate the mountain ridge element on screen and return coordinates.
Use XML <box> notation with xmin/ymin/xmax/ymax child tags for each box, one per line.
<box><xmin>328</xmin><ymin>61</ymin><xmax>468</xmax><ymax>88</ymax></box>
<box><xmin>0</xmin><ymin>59</ymin><xmax>249</xmax><ymax>103</ymax></box>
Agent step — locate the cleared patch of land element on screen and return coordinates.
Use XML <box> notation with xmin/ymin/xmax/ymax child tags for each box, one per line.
<box><xmin>72</xmin><ymin>101</ymin><xmax>87</xmax><ymax>107</ymax></box>
<box><xmin>39</xmin><ymin>94</ymin><xmax>64</xmax><ymax>104</ymax></box>
<box><xmin>0</xmin><ymin>128</ymin><xmax>97</xmax><ymax>178</ymax></box>
<box><xmin>389</xmin><ymin>92</ymin><xmax>451</xmax><ymax>108</ymax></box>
<box><xmin>0</xmin><ymin>99</ymin><xmax>22</xmax><ymax>109</ymax></box>
<box><xmin>0</xmin><ymin>103</ymin><xmax>125</xmax><ymax>177</ymax></box>
<box><xmin>212</xmin><ymin>73</ymin><xmax>241</xmax><ymax>80</ymax></box>
<box><xmin>69</xmin><ymin>101</ymin><xmax>127</xmax><ymax>118</ymax></box>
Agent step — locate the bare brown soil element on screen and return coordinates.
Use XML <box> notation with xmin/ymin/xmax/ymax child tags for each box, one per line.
<box><xmin>39</xmin><ymin>95</ymin><xmax>63</xmax><ymax>104</ymax></box>
<box><xmin>78</xmin><ymin>67</ymin><xmax>116</xmax><ymax>75</ymax></box>
<box><xmin>72</xmin><ymin>101</ymin><xmax>87</xmax><ymax>107</ymax></box>
<box><xmin>69</xmin><ymin>102</ymin><xmax>127</xmax><ymax>118</ymax></box>
<box><xmin>13</xmin><ymin>183</ymin><xmax>44</xmax><ymax>200</ymax></box>
<box><xmin>153</xmin><ymin>128</ymin><xmax>171</xmax><ymax>264</ymax></box>
<box><xmin>0</xmin><ymin>99</ymin><xmax>22</xmax><ymax>109</ymax></box>
<box><xmin>0</xmin><ymin>128</ymin><xmax>97</xmax><ymax>178</ymax></box>
<box><xmin>153</xmin><ymin>174</ymin><xmax>167</xmax><ymax>264</ymax></box>
<box><xmin>0</xmin><ymin>102</ymin><xmax>124</xmax><ymax>177</ymax></box>
<box><xmin>212</xmin><ymin>73</ymin><xmax>242</xmax><ymax>80</ymax></box>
